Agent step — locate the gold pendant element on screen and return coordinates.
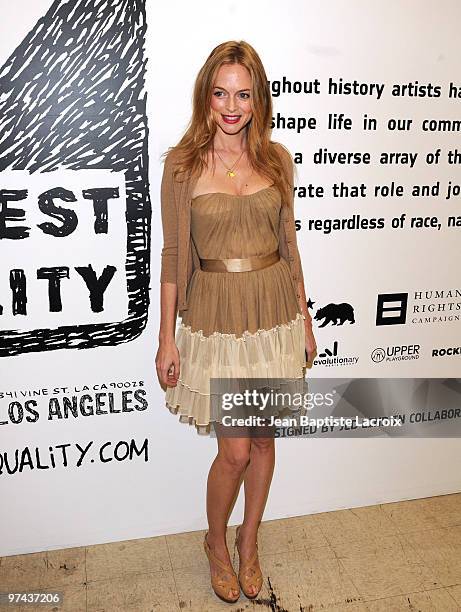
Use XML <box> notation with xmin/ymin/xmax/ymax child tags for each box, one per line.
<box><xmin>227</xmin><ymin>170</ymin><xmax>235</xmax><ymax>178</ymax></box>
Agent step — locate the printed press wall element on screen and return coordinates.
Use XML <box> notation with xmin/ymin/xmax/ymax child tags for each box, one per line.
<box><xmin>0</xmin><ymin>0</ymin><xmax>460</xmax><ymax>556</ymax></box>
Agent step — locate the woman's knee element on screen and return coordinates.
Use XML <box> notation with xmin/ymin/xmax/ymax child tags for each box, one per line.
<box><xmin>250</xmin><ymin>436</ymin><xmax>275</xmax><ymax>452</ymax></box>
<box><xmin>218</xmin><ymin>441</ymin><xmax>251</xmax><ymax>472</ymax></box>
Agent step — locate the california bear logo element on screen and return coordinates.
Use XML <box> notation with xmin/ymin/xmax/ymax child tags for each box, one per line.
<box><xmin>314</xmin><ymin>303</ymin><xmax>355</xmax><ymax>327</ymax></box>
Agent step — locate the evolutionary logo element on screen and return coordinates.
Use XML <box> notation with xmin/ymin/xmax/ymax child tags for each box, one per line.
<box><xmin>371</xmin><ymin>345</ymin><xmax>420</xmax><ymax>363</ymax></box>
<box><xmin>314</xmin><ymin>340</ymin><xmax>359</xmax><ymax>367</ymax></box>
<box><xmin>0</xmin><ymin>0</ymin><xmax>151</xmax><ymax>356</ymax></box>
<box><xmin>313</xmin><ymin>302</ymin><xmax>355</xmax><ymax>327</ymax></box>
<box><xmin>431</xmin><ymin>346</ymin><xmax>461</xmax><ymax>358</ymax></box>
<box><xmin>376</xmin><ymin>289</ymin><xmax>460</xmax><ymax>327</ymax></box>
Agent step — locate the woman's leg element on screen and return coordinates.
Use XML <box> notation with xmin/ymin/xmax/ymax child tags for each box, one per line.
<box><xmin>239</xmin><ymin>425</ymin><xmax>276</xmax><ymax>595</ymax></box>
<box><xmin>205</xmin><ymin>425</ymin><xmax>251</xmax><ymax>599</ymax></box>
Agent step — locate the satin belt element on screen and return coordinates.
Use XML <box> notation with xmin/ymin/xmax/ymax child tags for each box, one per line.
<box><xmin>199</xmin><ymin>249</ymin><xmax>280</xmax><ymax>272</ymax></box>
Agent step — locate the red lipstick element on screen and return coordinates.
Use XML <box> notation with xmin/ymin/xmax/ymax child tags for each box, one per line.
<box><xmin>222</xmin><ymin>115</ymin><xmax>241</xmax><ymax>124</ymax></box>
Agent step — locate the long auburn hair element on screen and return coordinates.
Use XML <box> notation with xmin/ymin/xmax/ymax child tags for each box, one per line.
<box><xmin>161</xmin><ymin>40</ymin><xmax>294</xmax><ymax>208</ymax></box>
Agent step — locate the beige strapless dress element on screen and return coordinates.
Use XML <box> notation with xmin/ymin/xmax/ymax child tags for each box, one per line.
<box><xmin>165</xmin><ymin>185</ymin><xmax>306</xmax><ymax>435</ymax></box>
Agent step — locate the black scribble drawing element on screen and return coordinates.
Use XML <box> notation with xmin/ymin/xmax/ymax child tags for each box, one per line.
<box><xmin>0</xmin><ymin>0</ymin><xmax>151</xmax><ymax>356</ymax></box>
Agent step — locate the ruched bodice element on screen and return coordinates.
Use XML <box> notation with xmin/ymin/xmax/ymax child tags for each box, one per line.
<box><xmin>190</xmin><ymin>185</ymin><xmax>279</xmax><ymax>259</ymax></box>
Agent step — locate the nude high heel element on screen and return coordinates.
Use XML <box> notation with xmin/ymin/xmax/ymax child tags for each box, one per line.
<box><xmin>234</xmin><ymin>524</ymin><xmax>263</xmax><ymax>599</ymax></box>
<box><xmin>203</xmin><ymin>531</ymin><xmax>240</xmax><ymax>603</ymax></box>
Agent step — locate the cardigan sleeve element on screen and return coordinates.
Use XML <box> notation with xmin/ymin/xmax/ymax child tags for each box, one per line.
<box><xmin>278</xmin><ymin>144</ymin><xmax>305</xmax><ymax>288</ymax></box>
<box><xmin>160</xmin><ymin>154</ymin><xmax>178</xmax><ymax>284</ymax></box>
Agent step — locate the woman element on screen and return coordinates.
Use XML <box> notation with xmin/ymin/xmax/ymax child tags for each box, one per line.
<box><xmin>156</xmin><ymin>41</ymin><xmax>317</xmax><ymax>603</ymax></box>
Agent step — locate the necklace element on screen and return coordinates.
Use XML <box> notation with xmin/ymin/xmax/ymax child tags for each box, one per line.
<box><xmin>215</xmin><ymin>148</ymin><xmax>245</xmax><ymax>178</ymax></box>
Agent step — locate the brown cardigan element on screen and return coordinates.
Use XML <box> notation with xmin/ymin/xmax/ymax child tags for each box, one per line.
<box><xmin>160</xmin><ymin>141</ymin><xmax>305</xmax><ymax>315</ymax></box>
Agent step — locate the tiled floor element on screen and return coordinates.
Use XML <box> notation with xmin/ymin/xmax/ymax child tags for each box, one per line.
<box><xmin>1</xmin><ymin>493</ymin><xmax>461</xmax><ymax>611</ymax></box>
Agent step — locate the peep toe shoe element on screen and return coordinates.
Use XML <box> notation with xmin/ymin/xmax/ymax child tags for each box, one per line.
<box><xmin>234</xmin><ymin>524</ymin><xmax>263</xmax><ymax>599</ymax></box>
<box><xmin>203</xmin><ymin>531</ymin><xmax>240</xmax><ymax>603</ymax></box>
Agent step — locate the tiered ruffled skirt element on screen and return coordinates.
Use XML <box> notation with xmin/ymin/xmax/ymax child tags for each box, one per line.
<box><xmin>165</xmin><ymin>257</ymin><xmax>306</xmax><ymax>435</ymax></box>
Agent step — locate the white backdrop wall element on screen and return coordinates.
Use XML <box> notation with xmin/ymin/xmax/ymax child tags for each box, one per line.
<box><xmin>0</xmin><ymin>0</ymin><xmax>460</xmax><ymax>557</ymax></box>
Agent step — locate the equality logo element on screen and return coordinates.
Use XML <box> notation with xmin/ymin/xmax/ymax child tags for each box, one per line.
<box><xmin>0</xmin><ymin>0</ymin><xmax>151</xmax><ymax>356</ymax></box>
<box><xmin>375</xmin><ymin>293</ymin><xmax>408</xmax><ymax>326</ymax></box>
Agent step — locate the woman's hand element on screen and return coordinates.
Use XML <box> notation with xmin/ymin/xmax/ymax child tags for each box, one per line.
<box><xmin>156</xmin><ymin>340</ymin><xmax>180</xmax><ymax>388</ymax></box>
<box><xmin>304</xmin><ymin>321</ymin><xmax>317</xmax><ymax>365</ymax></box>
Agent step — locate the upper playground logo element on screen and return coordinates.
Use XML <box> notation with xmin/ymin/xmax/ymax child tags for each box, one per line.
<box><xmin>371</xmin><ymin>345</ymin><xmax>420</xmax><ymax>363</ymax></box>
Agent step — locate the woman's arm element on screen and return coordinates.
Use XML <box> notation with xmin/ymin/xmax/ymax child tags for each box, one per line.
<box><xmin>159</xmin><ymin>154</ymin><xmax>179</xmax><ymax>285</ymax></box>
<box><xmin>292</xmin><ymin>218</ymin><xmax>317</xmax><ymax>365</ymax></box>
<box><xmin>156</xmin><ymin>155</ymin><xmax>181</xmax><ymax>387</ymax></box>
<box><xmin>159</xmin><ymin>282</ymin><xmax>178</xmax><ymax>344</ymax></box>
<box><xmin>291</xmin><ymin>225</ymin><xmax>313</xmax><ymax>329</ymax></box>
<box><xmin>279</xmin><ymin>144</ymin><xmax>317</xmax><ymax>362</ymax></box>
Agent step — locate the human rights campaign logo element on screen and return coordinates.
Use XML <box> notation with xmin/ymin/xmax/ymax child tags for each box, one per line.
<box><xmin>376</xmin><ymin>293</ymin><xmax>408</xmax><ymax>326</ymax></box>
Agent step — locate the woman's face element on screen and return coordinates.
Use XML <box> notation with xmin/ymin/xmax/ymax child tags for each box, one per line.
<box><xmin>210</xmin><ymin>63</ymin><xmax>253</xmax><ymax>136</ymax></box>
